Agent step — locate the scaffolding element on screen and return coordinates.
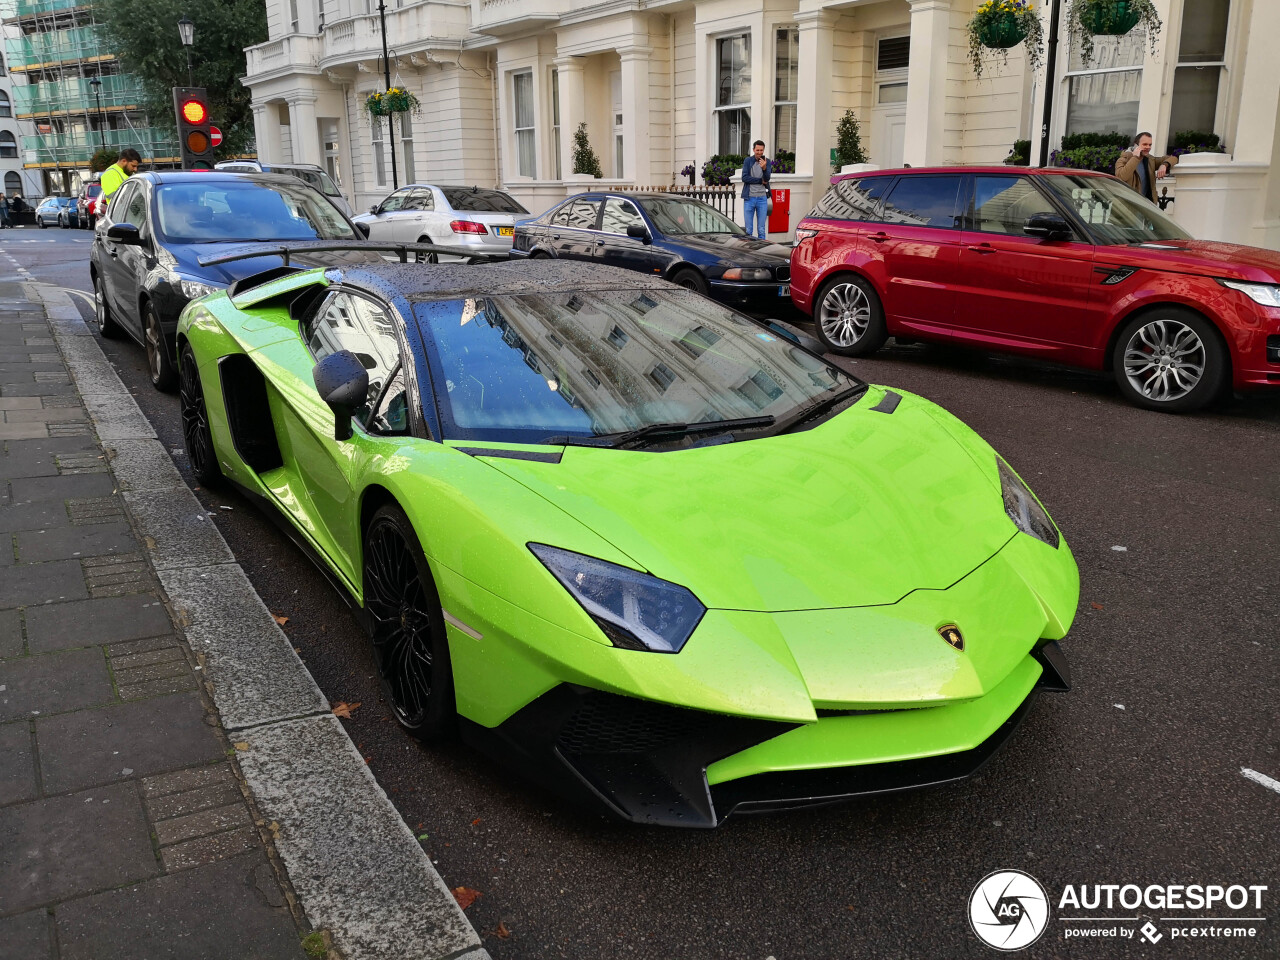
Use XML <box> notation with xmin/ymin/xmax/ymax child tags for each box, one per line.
<box><xmin>1</xmin><ymin>0</ymin><xmax>178</xmax><ymax>189</ymax></box>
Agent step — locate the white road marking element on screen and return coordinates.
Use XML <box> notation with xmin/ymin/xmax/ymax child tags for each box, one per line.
<box><xmin>0</xmin><ymin>250</ymin><xmax>35</xmax><ymax>281</ymax></box>
<box><xmin>1242</xmin><ymin>767</ymin><xmax>1280</xmax><ymax>795</ymax></box>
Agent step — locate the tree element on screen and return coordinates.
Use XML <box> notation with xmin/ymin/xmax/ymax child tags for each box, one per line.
<box><xmin>572</xmin><ymin>122</ymin><xmax>603</xmax><ymax>178</ymax></box>
<box><xmin>832</xmin><ymin>110</ymin><xmax>869</xmax><ymax>170</ymax></box>
<box><xmin>97</xmin><ymin>0</ymin><xmax>267</xmax><ymax>159</ymax></box>
<box><xmin>90</xmin><ymin>149</ymin><xmax>119</xmax><ymax>173</ymax></box>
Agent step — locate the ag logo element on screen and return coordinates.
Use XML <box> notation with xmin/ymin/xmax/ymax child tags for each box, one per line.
<box><xmin>938</xmin><ymin>624</ymin><xmax>964</xmax><ymax>651</ymax></box>
<box><xmin>969</xmin><ymin>869</ymin><xmax>1050</xmax><ymax>951</ymax></box>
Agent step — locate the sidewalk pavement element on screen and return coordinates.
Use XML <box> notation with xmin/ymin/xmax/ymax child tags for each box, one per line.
<box><xmin>0</xmin><ymin>281</ymin><xmax>490</xmax><ymax>960</ymax></box>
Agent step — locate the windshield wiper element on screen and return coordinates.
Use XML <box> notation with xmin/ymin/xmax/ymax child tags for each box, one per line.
<box><xmin>541</xmin><ymin>416</ymin><xmax>775</xmax><ymax>449</ymax></box>
<box><xmin>765</xmin><ymin>385</ymin><xmax>867</xmax><ymax>436</ymax></box>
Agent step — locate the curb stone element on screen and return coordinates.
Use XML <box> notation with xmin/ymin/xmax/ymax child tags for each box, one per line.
<box><xmin>30</xmin><ymin>283</ymin><xmax>490</xmax><ymax>960</ymax></box>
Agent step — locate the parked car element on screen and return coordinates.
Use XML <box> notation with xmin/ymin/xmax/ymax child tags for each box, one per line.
<box><xmin>511</xmin><ymin>192</ymin><xmax>792</xmax><ymax>313</ymax></box>
<box><xmin>35</xmin><ymin>196</ymin><xmax>77</xmax><ymax>229</ymax></box>
<box><xmin>213</xmin><ymin>160</ymin><xmax>354</xmax><ymax>216</ymax></box>
<box><xmin>353</xmin><ymin>184</ymin><xmax>527</xmax><ymax>258</ymax></box>
<box><xmin>90</xmin><ymin>171</ymin><xmax>382</xmax><ymax>392</ymax></box>
<box><xmin>177</xmin><ymin>257</ymin><xmax>1076</xmax><ymax>826</ymax></box>
<box><xmin>791</xmin><ymin>166</ymin><xmax>1280</xmax><ymax>413</ymax></box>
<box><xmin>77</xmin><ymin>181</ymin><xmax>103</xmax><ymax>229</ymax></box>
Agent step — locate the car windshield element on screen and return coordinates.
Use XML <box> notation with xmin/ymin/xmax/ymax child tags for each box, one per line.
<box><xmin>415</xmin><ymin>289</ymin><xmax>861</xmax><ymax>445</ymax></box>
<box><xmin>86</xmin><ymin>184</ymin><xmax>102</xmax><ymax>198</ymax></box>
<box><xmin>153</xmin><ymin>180</ymin><xmax>358</xmax><ymax>244</ymax></box>
<box><xmin>1041</xmin><ymin>174</ymin><xmax>1191</xmax><ymax>245</ymax></box>
<box><xmin>441</xmin><ymin>187</ymin><xmax>528</xmax><ymax>214</ymax></box>
<box><xmin>641</xmin><ymin>197</ymin><xmax>745</xmax><ymax>236</ymax></box>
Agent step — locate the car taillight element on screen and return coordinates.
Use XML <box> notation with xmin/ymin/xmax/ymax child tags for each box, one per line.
<box><xmin>795</xmin><ymin>228</ymin><xmax>819</xmax><ymax>242</ymax></box>
<box><xmin>450</xmin><ymin>220</ymin><xmax>489</xmax><ymax>235</ymax></box>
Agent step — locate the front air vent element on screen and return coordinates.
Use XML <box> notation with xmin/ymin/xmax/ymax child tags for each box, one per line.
<box><xmin>1267</xmin><ymin>335</ymin><xmax>1280</xmax><ymax>364</ymax></box>
<box><xmin>776</xmin><ymin>265</ymin><xmax>791</xmax><ymax>282</ymax></box>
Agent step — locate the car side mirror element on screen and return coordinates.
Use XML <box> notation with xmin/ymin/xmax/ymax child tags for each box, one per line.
<box><xmin>626</xmin><ymin>224</ymin><xmax>651</xmax><ymax>244</ymax></box>
<box><xmin>369</xmin><ymin>204</ymin><xmax>379</xmax><ymax>214</ymax></box>
<box><xmin>106</xmin><ymin>223</ymin><xmax>143</xmax><ymax>245</ymax></box>
<box><xmin>312</xmin><ymin>350</ymin><xmax>369</xmax><ymax>442</ymax></box>
<box><xmin>1023</xmin><ymin>213</ymin><xmax>1071</xmax><ymax>241</ymax></box>
<box><xmin>354</xmin><ymin>222</ymin><xmax>370</xmax><ymax>238</ymax></box>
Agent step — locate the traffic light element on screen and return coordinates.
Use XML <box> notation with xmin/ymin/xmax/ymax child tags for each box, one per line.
<box><xmin>172</xmin><ymin>86</ymin><xmax>215</xmax><ymax>170</ymax></box>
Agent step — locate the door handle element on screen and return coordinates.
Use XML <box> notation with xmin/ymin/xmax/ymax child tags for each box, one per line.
<box><xmin>868</xmin><ymin>232</ymin><xmax>889</xmax><ymax>243</ymax></box>
<box><xmin>967</xmin><ymin>243</ymin><xmax>996</xmax><ymax>254</ymax></box>
<box><xmin>551</xmin><ymin>234</ymin><xmax>561</xmax><ymax>240</ymax></box>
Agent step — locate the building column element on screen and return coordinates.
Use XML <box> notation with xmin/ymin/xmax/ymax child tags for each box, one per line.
<box><xmin>903</xmin><ymin>0</ymin><xmax>951</xmax><ymax>167</ymax></box>
<box><xmin>619</xmin><ymin>45</ymin><xmax>652</xmax><ymax>185</ymax></box>
<box><xmin>554</xmin><ymin>56</ymin><xmax>585</xmax><ymax>180</ymax></box>
<box><xmin>251</xmin><ymin>102</ymin><xmax>275</xmax><ymax>163</ymax></box>
<box><xmin>795</xmin><ymin>10</ymin><xmax>836</xmax><ymax>179</ymax></box>
<box><xmin>287</xmin><ymin>95</ymin><xmax>321</xmax><ymax>166</ymax></box>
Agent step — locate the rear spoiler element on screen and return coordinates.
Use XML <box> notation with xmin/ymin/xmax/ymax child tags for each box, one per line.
<box><xmin>197</xmin><ymin>241</ymin><xmax>507</xmax><ymax>268</ymax></box>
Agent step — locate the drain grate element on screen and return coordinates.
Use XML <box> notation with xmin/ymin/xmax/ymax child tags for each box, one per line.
<box><xmin>68</xmin><ymin>496</ymin><xmax>125</xmax><ymax>525</ymax></box>
<box><xmin>56</xmin><ymin>453</ymin><xmax>108</xmax><ymax>474</ymax></box>
<box><xmin>82</xmin><ymin>552</ymin><xmax>153</xmax><ymax>597</ymax></box>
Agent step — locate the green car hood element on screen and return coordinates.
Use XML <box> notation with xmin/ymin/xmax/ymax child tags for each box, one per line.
<box><xmin>476</xmin><ymin>392</ymin><xmax>1015</xmax><ymax>613</ymax></box>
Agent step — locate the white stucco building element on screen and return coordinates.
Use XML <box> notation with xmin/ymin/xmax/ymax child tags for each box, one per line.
<box><xmin>243</xmin><ymin>0</ymin><xmax>1280</xmax><ymax>248</ymax></box>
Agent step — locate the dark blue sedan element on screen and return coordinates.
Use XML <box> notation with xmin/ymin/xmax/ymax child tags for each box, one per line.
<box><xmin>510</xmin><ymin>192</ymin><xmax>792</xmax><ymax>312</ymax></box>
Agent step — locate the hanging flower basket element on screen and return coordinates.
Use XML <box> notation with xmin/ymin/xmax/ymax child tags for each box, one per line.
<box><xmin>1068</xmin><ymin>0</ymin><xmax>1161</xmax><ymax>65</ymax></box>
<box><xmin>364</xmin><ymin>87</ymin><xmax>420</xmax><ymax>118</ymax></box>
<box><xmin>967</xmin><ymin>1</ymin><xmax>1044</xmax><ymax>79</ymax></box>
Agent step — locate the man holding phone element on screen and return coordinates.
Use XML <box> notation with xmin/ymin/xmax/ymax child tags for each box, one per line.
<box><xmin>740</xmin><ymin>141</ymin><xmax>771</xmax><ymax>239</ymax></box>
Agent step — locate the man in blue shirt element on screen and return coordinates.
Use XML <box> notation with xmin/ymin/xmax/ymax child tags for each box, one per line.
<box><xmin>740</xmin><ymin>140</ymin><xmax>770</xmax><ymax>239</ymax></box>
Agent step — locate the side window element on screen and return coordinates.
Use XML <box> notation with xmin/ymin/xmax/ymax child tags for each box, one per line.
<box><xmin>370</xmin><ymin>367</ymin><xmax>408</xmax><ymax>434</ymax></box>
<box><xmin>565</xmin><ymin>198</ymin><xmax>600</xmax><ymax>229</ymax></box>
<box><xmin>406</xmin><ymin>188</ymin><xmax>434</xmax><ymax>211</ymax></box>
<box><xmin>600</xmin><ymin>198</ymin><xmax>644</xmax><ymax>234</ymax></box>
<box><xmin>972</xmin><ymin>177</ymin><xmax>1063</xmax><ymax>236</ymax></box>
<box><xmin>304</xmin><ymin>292</ymin><xmax>403</xmax><ymax>429</ymax></box>
<box><xmin>880</xmin><ymin>175</ymin><xmax>964</xmax><ymax>228</ymax></box>
<box><xmin>549</xmin><ymin>202</ymin><xmax>573</xmax><ymax>226</ymax></box>
<box><xmin>379</xmin><ymin>188</ymin><xmax>412</xmax><ymax>213</ymax></box>
<box><xmin>121</xmin><ymin>185</ymin><xmax>147</xmax><ymax>228</ymax></box>
<box><xmin>809</xmin><ymin>177</ymin><xmax>893</xmax><ymax>222</ymax></box>
<box><xmin>107</xmin><ymin>182</ymin><xmax>136</xmax><ymax>220</ymax></box>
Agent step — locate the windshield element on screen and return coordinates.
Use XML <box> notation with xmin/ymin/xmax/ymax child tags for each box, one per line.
<box><xmin>1042</xmin><ymin>174</ymin><xmax>1191</xmax><ymax>245</ymax></box>
<box><xmin>154</xmin><ymin>180</ymin><xmax>358</xmax><ymax>244</ymax></box>
<box><xmin>86</xmin><ymin>184</ymin><xmax>102</xmax><ymax>198</ymax></box>
<box><xmin>641</xmin><ymin>197</ymin><xmax>745</xmax><ymax>236</ymax></box>
<box><xmin>416</xmin><ymin>289</ymin><xmax>860</xmax><ymax>445</ymax></box>
<box><xmin>441</xmin><ymin>187</ymin><xmax>528</xmax><ymax>214</ymax></box>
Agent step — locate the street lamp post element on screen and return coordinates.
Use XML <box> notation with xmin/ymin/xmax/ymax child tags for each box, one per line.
<box><xmin>1037</xmin><ymin>0</ymin><xmax>1063</xmax><ymax>167</ymax></box>
<box><xmin>88</xmin><ymin>77</ymin><xmax>107</xmax><ymax>151</ymax></box>
<box><xmin>376</xmin><ymin>0</ymin><xmax>398</xmax><ymax>189</ymax></box>
<box><xmin>177</xmin><ymin>17</ymin><xmax>195</xmax><ymax>87</ymax></box>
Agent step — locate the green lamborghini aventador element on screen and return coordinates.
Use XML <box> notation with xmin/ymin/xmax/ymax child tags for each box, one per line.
<box><xmin>177</xmin><ymin>252</ymin><xmax>1078</xmax><ymax>827</ymax></box>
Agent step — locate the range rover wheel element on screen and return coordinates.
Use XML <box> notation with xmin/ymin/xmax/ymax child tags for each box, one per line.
<box><xmin>1112</xmin><ymin>308</ymin><xmax>1227</xmax><ymax>413</ymax></box>
<box><xmin>813</xmin><ymin>275</ymin><xmax>887</xmax><ymax>357</ymax></box>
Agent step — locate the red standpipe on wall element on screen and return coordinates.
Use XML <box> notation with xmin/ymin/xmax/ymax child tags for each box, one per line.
<box><xmin>768</xmin><ymin>188</ymin><xmax>790</xmax><ymax>235</ymax></box>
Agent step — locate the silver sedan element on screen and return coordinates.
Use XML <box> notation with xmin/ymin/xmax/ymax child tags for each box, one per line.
<box><xmin>352</xmin><ymin>184</ymin><xmax>527</xmax><ymax>258</ymax></box>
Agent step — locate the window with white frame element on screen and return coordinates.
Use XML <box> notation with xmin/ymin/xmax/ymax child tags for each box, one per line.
<box><xmin>1168</xmin><ymin>0</ymin><xmax>1230</xmax><ymax>145</ymax></box>
<box><xmin>371</xmin><ymin>114</ymin><xmax>387</xmax><ymax>187</ymax></box>
<box><xmin>1064</xmin><ymin>25</ymin><xmax>1146</xmax><ymax>137</ymax></box>
<box><xmin>875</xmin><ymin>35</ymin><xmax>909</xmax><ymax>108</ymax></box>
<box><xmin>0</xmin><ymin>91</ymin><xmax>10</xmax><ymax>118</ymax></box>
<box><xmin>289</xmin><ymin>0</ymin><xmax>299</xmax><ymax>31</ymax></box>
<box><xmin>513</xmin><ymin>71</ymin><xmax>535</xmax><ymax>178</ymax></box>
<box><xmin>399</xmin><ymin>113</ymin><xmax>415</xmax><ymax>183</ymax></box>
<box><xmin>551</xmin><ymin>68</ymin><xmax>561</xmax><ymax>180</ymax></box>
<box><xmin>774</xmin><ymin>26</ymin><xmax>798</xmax><ymax>154</ymax></box>
<box><xmin>715</xmin><ymin>34</ymin><xmax>751</xmax><ymax>155</ymax></box>
<box><xmin>0</xmin><ymin>131</ymin><xmax>15</xmax><ymax>159</ymax></box>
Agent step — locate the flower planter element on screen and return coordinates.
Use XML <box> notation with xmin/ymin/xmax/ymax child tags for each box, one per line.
<box><xmin>1081</xmin><ymin>0</ymin><xmax>1142</xmax><ymax>35</ymax></box>
<box><xmin>980</xmin><ymin>13</ymin><xmax>1027</xmax><ymax>49</ymax></box>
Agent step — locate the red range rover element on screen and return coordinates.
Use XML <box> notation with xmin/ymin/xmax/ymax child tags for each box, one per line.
<box><xmin>789</xmin><ymin>167</ymin><xmax>1280</xmax><ymax>412</ymax></box>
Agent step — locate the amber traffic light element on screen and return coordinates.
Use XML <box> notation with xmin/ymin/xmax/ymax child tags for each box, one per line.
<box><xmin>172</xmin><ymin>86</ymin><xmax>214</xmax><ymax>170</ymax></box>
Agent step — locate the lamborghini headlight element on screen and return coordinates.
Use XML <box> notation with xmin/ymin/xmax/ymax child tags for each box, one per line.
<box><xmin>997</xmin><ymin>458</ymin><xmax>1060</xmax><ymax>549</ymax></box>
<box><xmin>529</xmin><ymin>543</ymin><xmax>705</xmax><ymax>653</ymax></box>
<box><xmin>177</xmin><ymin>277</ymin><xmax>219</xmax><ymax>301</ymax></box>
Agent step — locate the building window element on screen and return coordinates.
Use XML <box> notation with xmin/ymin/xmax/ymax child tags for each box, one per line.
<box><xmin>774</xmin><ymin>26</ymin><xmax>798</xmax><ymax>153</ymax></box>
<box><xmin>1169</xmin><ymin>0</ymin><xmax>1230</xmax><ymax>144</ymax></box>
<box><xmin>0</xmin><ymin>131</ymin><xmax>16</xmax><ymax>159</ymax></box>
<box><xmin>513</xmin><ymin>71</ymin><xmax>535</xmax><ymax>178</ymax></box>
<box><xmin>551</xmin><ymin>68</ymin><xmax>561</xmax><ymax>180</ymax></box>
<box><xmin>4</xmin><ymin>172</ymin><xmax>19</xmax><ymax>194</ymax></box>
<box><xmin>290</xmin><ymin>0</ymin><xmax>299</xmax><ymax>31</ymax></box>
<box><xmin>649</xmin><ymin>363</ymin><xmax>675</xmax><ymax>392</ymax></box>
<box><xmin>877</xmin><ymin>36</ymin><xmax>910</xmax><ymax>71</ymax></box>
<box><xmin>734</xmin><ymin>369</ymin><xmax>783</xmax><ymax>410</ymax></box>
<box><xmin>399</xmin><ymin>113</ymin><xmax>415</xmax><ymax>183</ymax></box>
<box><xmin>605</xmin><ymin>325</ymin><xmax>629</xmax><ymax>350</ymax></box>
<box><xmin>715</xmin><ymin>33</ymin><xmax>751</xmax><ymax>155</ymax></box>
<box><xmin>1064</xmin><ymin>26</ymin><xmax>1146</xmax><ymax>137</ymax></box>
<box><xmin>0</xmin><ymin>92</ymin><xmax>10</xmax><ymax>119</ymax></box>
<box><xmin>371</xmin><ymin>114</ymin><xmax>387</xmax><ymax>188</ymax></box>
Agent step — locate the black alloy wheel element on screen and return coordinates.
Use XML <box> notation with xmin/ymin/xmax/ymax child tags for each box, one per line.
<box><xmin>144</xmin><ymin>302</ymin><xmax>178</xmax><ymax>392</ymax></box>
<box><xmin>671</xmin><ymin>267</ymin><xmax>709</xmax><ymax>295</ymax></box>
<box><xmin>363</xmin><ymin>505</ymin><xmax>456</xmax><ymax>742</ymax></box>
<box><xmin>413</xmin><ymin>239</ymin><xmax>439</xmax><ymax>265</ymax></box>
<box><xmin>37</xmin><ymin>216</ymin><xmax>46</xmax><ymax>228</ymax></box>
<box><xmin>178</xmin><ymin>342</ymin><xmax>222</xmax><ymax>487</ymax></box>
<box><xmin>93</xmin><ymin>274</ymin><xmax>122</xmax><ymax>339</ymax></box>
<box><xmin>58</xmin><ymin>214</ymin><xmax>67</xmax><ymax>229</ymax></box>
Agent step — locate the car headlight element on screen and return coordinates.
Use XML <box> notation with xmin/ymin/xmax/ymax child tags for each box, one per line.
<box><xmin>997</xmin><ymin>458</ymin><xmax>1060</xmax><ymax>549</ymax></box>
<box><xmin>1219</xmin><ymin>279</ymin><xmax>1280</xmax><ymax>308</ymax></box>
<box><xmin>529</xmin><ymin>543</ymin><xmax>705</xmax><ymax>653</ymax></box>
<box><xmin>178</xmin><ymin>278</ymin><xmax>219</xmax><ymax>300</ymax></box>
<box><xmin>721</xmin><ymin>268</ymin><xmax>773</xmax><ymax>281</ymax></box>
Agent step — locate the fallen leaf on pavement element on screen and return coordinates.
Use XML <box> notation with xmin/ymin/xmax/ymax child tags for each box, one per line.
<box><xmin>471</xmin><ymin>818</ymin><xmax>482</xmax><ymax>826</ymax></box>
<box><xmin>331</xmin><ymin>701</ymin><xmax>361</xmax><ymax>719</ymax></box>
<box><xmin>1090</xmin><ymin>602</ymin><xmax>1104</xmax><ymax>610</ymax></box>
<box><xmin>453</xmin><ymin>887</ymin><xmax>483</xmax><ymax>910</ymax></box>
<box><xmin>493</xmin><ymin>922</ymin><xmax>511</xmax><ymax>939</ymax></box>
<box><xmin>272</xmin><ymin>614</ymin><xmax>289</xmax><ymax>626</ymax></box>
<box><xmin>233</xmin><ymin>742</ymin><xmax>249</xmax><ymax>751</ymax></box>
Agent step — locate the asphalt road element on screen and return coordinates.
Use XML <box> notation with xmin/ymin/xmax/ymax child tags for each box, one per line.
<box><xmin>8</xmin><ymin>227</ymin><xmax>1280</xmax><ymax>959</ymax></box>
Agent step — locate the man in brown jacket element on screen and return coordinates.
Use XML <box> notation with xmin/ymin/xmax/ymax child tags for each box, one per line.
<box><xmin>1114</xmin><ymin>132</ymin><xmax>1177</xmax><ymax>203</ymax></box>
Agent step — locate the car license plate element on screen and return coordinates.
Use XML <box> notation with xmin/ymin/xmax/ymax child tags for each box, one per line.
<box><xmin>778</xmin><ymin>284</ymin><xmax>790</xmax><ymax>296</ymax></box>
<box><xmin>497</xmin><ymin>226</ymin><xmax>514</xmax><ymax>237</ymax></box>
